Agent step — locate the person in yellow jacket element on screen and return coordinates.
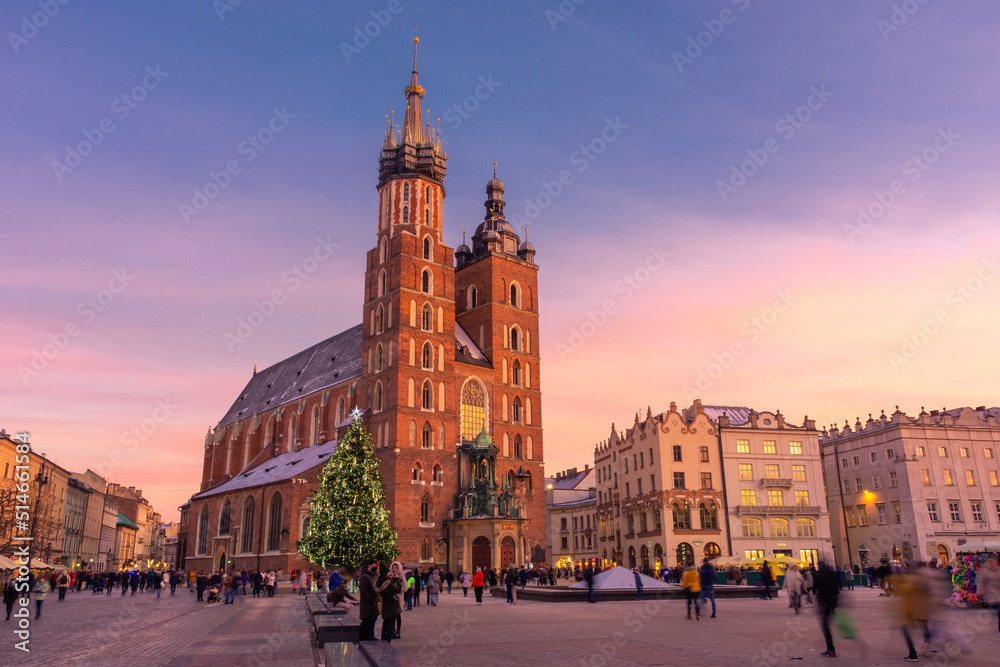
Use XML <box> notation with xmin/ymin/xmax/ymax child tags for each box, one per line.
<box><xmin>681</xmin><ymin>564</ymin><xmax>701</xmax><ymax>620</ymax></box>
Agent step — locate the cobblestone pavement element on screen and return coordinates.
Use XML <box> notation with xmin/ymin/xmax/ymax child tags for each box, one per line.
<box><xmin>386</xmin><ymin>586</ymin><xmax>1000</xmax><ymax>667</ymax></box>
<box><xmin>0</xmin><ymin>586</ymin><xmax>312</xmax><ymax>666</ymax></box>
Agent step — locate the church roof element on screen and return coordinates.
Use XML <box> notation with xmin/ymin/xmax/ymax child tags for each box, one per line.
<box><xmin>217</xmin><ymin>325</ymin><xmax>364</xmax><ymax>429</ymax></box>
<box><xmin>193</xmin><ymin>438</ymin><xmax>340</xmax><ymax>499</ymax></box>
<box><xmin>455</xmin><ymin>322</ymin><xmax>492</xmax><ymax>368</ymax></box>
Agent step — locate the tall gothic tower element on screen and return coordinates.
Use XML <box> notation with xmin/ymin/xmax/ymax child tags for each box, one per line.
<box><xmin>360</xmin><ymin>38</ymin><xmax>458</xmax><ymax>562</ymax></box>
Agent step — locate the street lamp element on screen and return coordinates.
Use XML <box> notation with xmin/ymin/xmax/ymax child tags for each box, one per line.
<box><xmin>27</xmin><ymin>461</ymin><xmax>50</xmax><ymax>568</ymax></box>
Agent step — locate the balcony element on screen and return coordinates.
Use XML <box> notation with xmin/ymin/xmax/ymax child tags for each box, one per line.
<box><xmin>738</xmin><ymin>505</ymin><xmax>821</xmax><ymax>515</ymax></box>
<box><xmin>759</xmin><ymin>478</ymin><xmax>792</xmax><ymax>488</ymax></box>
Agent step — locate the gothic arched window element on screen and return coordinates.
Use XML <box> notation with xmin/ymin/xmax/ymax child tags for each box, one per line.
<box><xmin>241</xmin><ymin>497</ymin><xmax>255</xmax><ymax>553</ymax></box>
<box><xmin>423</xmin><ymin>237</ymin><xmax>431</xmax><ymax>259</ymax></box>
<box><xmin>403</xmin><ymin>183</ymin><xmax>409</xmax><ymax>201</ymax></box>
<box><xmin>403</xmin><ymin>206</ymin><xmax>409</xmax><ymax>224</ymax></box>
<box><xmin>421</xmin><ymin>494</ymin><xmax>432</xmax><ymax>523</ymax></box>
<box><xmin>510</xmin><ymin>327</ymin><xmax>519</xmax><ymax>351</ymax></box>
<box><xmin>421</xmin><ymin>269</ymin><xmax>430</xmax><ymax>293</ymax></box>
<box><xmin>266</xmin><ymin>492</ymin><xmax>282</xmax><ymax>552</ymax></box>
<box><xmin>197</xmin><ymin>505</ymin><xmax>209</xmax><ymax>555</ymax></box>
<box><xmin>219</xmin><ymin>499</ymin><xmax>231</xmax><ymax>536</ymax></box>
<box><xmin>422</xmin><ymin>422</ymin><xmax>433</xmax><ymax>449</ymax></box>
<box><xmin>422</xmin><ymin>342</ymin><xmax>433</xmax><ymax>370</ymax></box>
<box><xmin>422</xmin><ymin>380</ymin><xmax>433</xmax><ymax>410</ymax></box>
<box><xmin>461</xmin><ymin>380</ymin><xmax>486</xmax><ymax>441</ymax></box>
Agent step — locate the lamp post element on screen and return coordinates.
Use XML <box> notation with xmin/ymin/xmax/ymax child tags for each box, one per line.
<box><xmin>27</xmin><ymin>461</ymin><xmax>50</xmax><ymax>568</ymax></box>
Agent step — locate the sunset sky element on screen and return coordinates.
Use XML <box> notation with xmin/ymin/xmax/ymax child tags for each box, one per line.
<box><xmin>4</xmin><ymin>1</ymin><xmax>999</xmax><ymax>520</ymax></box>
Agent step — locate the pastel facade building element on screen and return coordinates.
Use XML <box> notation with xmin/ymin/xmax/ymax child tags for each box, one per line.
<box><xmin>821</xmin><ymin>406</ymin><xmax>1000</xmax><ymax>568</ymax></box>
<box><xmin>545</xmin><ymin>467</ymin><xmax>597</xmax><ymax>569</ymax></box>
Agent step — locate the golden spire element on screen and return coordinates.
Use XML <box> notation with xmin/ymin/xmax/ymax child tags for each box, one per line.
<box><xmin>253</xmin><ymin>358</ymin><xmax>257</xmax><ymax>375</ymax></box>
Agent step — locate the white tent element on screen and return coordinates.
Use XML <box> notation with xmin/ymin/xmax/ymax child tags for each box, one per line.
<box><xmin>568</xmin><ymin>566</ymin><xmax>671</xmax><ymax>590</ymax></box>
<box><xmin>955</xmin><ymin>541</ymin><xmax>1000</xmax><ymax>552</ymax></box>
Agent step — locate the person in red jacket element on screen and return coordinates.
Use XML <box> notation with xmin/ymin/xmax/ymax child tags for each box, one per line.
<box><xmin>472</xmin><ymin>567</ymin><xmax>485</xmax><ymax>605</ymax></box>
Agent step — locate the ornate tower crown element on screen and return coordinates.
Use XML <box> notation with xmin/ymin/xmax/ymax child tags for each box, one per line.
<box><xmin>378</xmin><ymin>37</ymin><xmax>446</xmax><ymax>188</ymax></box>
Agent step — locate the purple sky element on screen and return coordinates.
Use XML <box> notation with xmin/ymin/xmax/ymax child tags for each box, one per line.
<box><xmin>4</xmin><ymin>1</ymin><xmax>1000</xmax><ymax>520</ymax></box>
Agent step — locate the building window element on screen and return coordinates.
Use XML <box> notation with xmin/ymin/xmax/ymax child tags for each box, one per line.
<box><xmin>625</xmin><ymin>482</ymin><xmax>630</xmax><ymax>498</ymax></box>
<box><xmin>460</xmin><ymin>380</ymin><xmax>486</xmax><ymax>441</ymax></box>
<box><xmin>841</xmin><ymin>458</ymin><xmax>848</xmax><ymax>469</ymax></box>
<box><xmin>949</xmin><ymin>501</ymin><xmax>961</xmax><ymax>522</ymax></box>
<box><xmin>742</xmin><ymin>517</ymin><xmax>762</xmax><ymax>537</ymax></box>
<box><xmin>510</xmin><ymin>284</ymin><xmax>518</xmax><ymax>307</ymax></box>
<box><xmin>421</xmin><ymin>269</ymin><xmax>430</xmax><ymax>293</ymax></box>
<box><xmin>650</xmin><ymin>475</ymin><xmax>656</xmax><ymax>492</ymax></box>
<box><xmin>870</xmin><ymin>451</ymin><xmax>878</xmax><ymax>463</ymax></box>
<box><xmin>514</xmin><ymin>435</ymin><xmax>523</xmax><ymax>459</ymax></box>
<box><xmin>639</xmin><ymin>512</ymin><xmax>648</xmax><ymax>532</ymax></box>
<box><xmin>927</xmin><ymin>502</ymin><xmax>938</xmax><ymax>522</ymax></box>
<box><xmin>699</xmin><ymin>446</ymin><xmax>709</xmax><ymax>462</ymax></box>
<box><xmin>842</xmin><ymin>479</ymin><xmax>851</xmax><ymax>494</ymax></box>
<box><xmin>637</xmin><ymin>478</ymin><xmax>643</xmax><ymax>494</ymax></box>
<box><xmin>855</xmin><ymin>477</ymin><xmax>863</xmax><ymax>492</ymax></box>
<box><xmin>673</xmin><ymin>445</ymin><xmax>682</xmax><ymax>462</ymax></box>
<box><xmin>792</xmin><ymin>464</ymin><xmax>806</xmax><ymax>482</ymax></box>
<box><xmin>412</xmin><ymin>463</ymin><xmax>422</xmax><ymax>481</ymax></box>
<box><xmin>795</xmin><ymin>518</ymin><xmax>816</xmax><ymax>537</ymax></box>
<box><xmin>560</xmin><ymin>517</ymin><xmax>567</xmax><ymax>530</ymax></box>
<box><xmin>971</xmin><ymin>501</ymin><xmax>984</xmax><ymax>523</ymax></box>
<box><xmin>421</xmin><ymin>495</ymin><xmax>432</xmax><ymax>523</ymax></box>
<box><xmin>845</xmin><ymin>508</ymin><xmax>856</xmax><ymax>527</ymax></box>
<box><xmin>266</xmin><ymin>492</ymin><xmax>282</xmax><ymax>552</ymax></box>
<box><xmin>196</xmin><ymin>506</ymin><xmax>209</xmax><ymax>555</ymax></box>
<box><xmin>422</xmin><ymin>381</ymin><xmax>432</xmax><ymax>410</ymax></box>
<box><xmin>510</xmin><ymin>327</ymin><xmax>519</xmax><ymax>351</ymax></box>
<box><xmin>511</xmin><ymin>398</ymin><xmax>522</xmax><ymax>424</ymax></box>
<box><xmin>421</xmin><ymin>537</ymin><xmax>431</xmax><ymax>561</ymax></box>
<box><xmin>876</xmin><ymin>503</ymin><xmax>887</xmax><ymax>525</ymax></box>
<box><xmin>700</xmin><ymin>472</ymin><xmax>712</xmax><ymax>490</ymax></box>
<box><xmin>886</xmin><ymin>448</ymin><xmax>894</xmax><ymax>459</ymax></box>
<box><xmin>422</xmin><ymin>342</ymin><xmax>433</xmax><ymax>369</ymax></box>
<box><xmin>421</xmin><ymin>423</ymin><xmax>433</xmax><ymax>449</ymax></box>
<box><xmin>219</xmin><ymin>499</ymin><xmax>231</xmax><ymax>536</ymax></box>
<box><xmin>769</xmin><ymin>518</ymin><xmax>789</xmax><ymax>537</ymax></box>
<box><xmin>938</xmin><ymin>446</ymin><xmax>949</xmax><ymax>458</ymax></box>
<box><xmin>794</xmin><ymin>490</ymin><xmax>810</xmax><ymax>506</ymax></box>
<box><xmin>789</xmin><ymin>441</ymin><xmax>802</xmax><ymax>455</ymax></box>
<box><xmin>739</xmin><ymin>463</ymin><xmax>754</xmax><ymax>480</ymax></box>
<box><xmin>872</xmin><ymin>473</ymin><xmax>881</xmax><ymax>490</ymax></box>
<box><xmin>767</xmin><ymin>489</ymin><xmax>784</xmax><ymax>506</ymax></box>
<box><xmin>986</xmin><ymin>448</ymin><xmax>994</xmax><ymax>459</ymax></box>
<box><xmin>653</xmin><ymin>509</ymin><xmax>661</xmax><ymax>530</ymax></box>
<box><xmin>512</xmin><ymin>360</ymin><xmax>521</xmax><ymax>387</ymax></box>
<box><xmin>741</xmin><ymin>489</ymin><xmax>756</xmax><ymax>506</ymax></box>
<box><xmin>921</xmin><ymin>469</ymin><xmax>931</xmax><ymax>485</ymax></box>
<box><xmin>640</xmin><ymin>453</ymin><xmax>644</xmax><ymax>468</ymax></box>
<box><xmin>852</xmin><ymin>455</ymin><xmax>860</xmax><ymax>466</ymax></box>
<box><xmin>699</xmin><ymin>503</ymin><xmax>718</xmax><ymax>529</ymax></box>
<box><xmin>649</xmin><ymin>448</ymin><xmax>654</xmax><ymax>464</ymax></box>
<box><xmin>561</xmin><ymin>537</ymin><xmax>567</xmax><ymax>549</ymax></box>
<box><xmin>403</xmin><ymin>206</ymin><xmax>409</xmax><ymax>223</ymax></box>
<box><xmin>890</xmin><ymin>471</ymin><xmax>898</xmax><ymax>488</ymax></box>
<box><xmin>763</xmin><ymin>440</ymin><xmax>776</xmax><ymax>454</ymax></box>
<box><xmin>421</xmin><ymin>304</ymin><xmax>432</xmax><ymax>331</ymax></box>
<box><xmin>990</xmin><ymin>471</ymin><xmax>999</xmax><ymax>487</ymax></box>
<box><xmin>966</xmin><ymin>470</ymin><xmax>976</xmax><ymax>486</ymax></box>
<box><xmin>942</xmin><ymin>469</ymin><xmax>954</xmax><ymax>486</ymax></box>
<box><xmin>916</xmin><ymin>446</ymin><xmax>926</xmax><ymax>457</ymax></box>
<box><xmin>736</xmin><ymin>439</ymin><xmax>750</xmax><ymax>454</ymax></box>
<box><xmin>765</xmin><ymin>464</ymin><xmax>780</xmax><ymax>479</ymax></box>
<box><xmin>403</xmin><ymin>182</ymin><xmax>409</xmax><ymax>200</ymax></box>
<box><xmin>673</xmin><ymin>472</ymin><xmax>685</xmax><ymax>490</ymax></box>
<box><xmin>892</xmin><ymin>501</ymin><xmax>901</xmax><ymax>524</ymax></box>
<box><xmin>626</xmin><ymin>513</ymin><xmax>635</xmax><ymax>534</ymax></box>
<box><xmin>857</xmin><ymin>505</ymin><xmax>868</xmax><ymax>526</ymax></box>
<box><xmin>672</xmin><ymin>503</ymin><xmax>691</xmax><ymax>530</ymax></box>
<box><xmin>241</xmin><ymin>497</ymin><xmax>255</xmax><ymax>554</ymax></box>
<box><xmin>960</xmin><ymin>447</ymin><xmax>970</xmax><ymax>458</ymax></box>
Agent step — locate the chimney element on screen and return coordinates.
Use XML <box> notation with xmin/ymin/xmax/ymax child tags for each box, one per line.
<box><xmin>584</xmin><ymin>464</ymin><xmax>590</xmax><ymax>472</ymax></box>
<box><xmin>128</xmin><ymin>486</ymin><xmax>135</xmax><ymax>494</ymax></box>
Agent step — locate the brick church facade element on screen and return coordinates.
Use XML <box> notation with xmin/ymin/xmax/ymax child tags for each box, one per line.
<box><xmin>180</xmin><ymin>40</ymin><xmax>546</xmax><ymax>576</ymax></box>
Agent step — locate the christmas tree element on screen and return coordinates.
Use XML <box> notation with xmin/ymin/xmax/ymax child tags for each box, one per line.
<box><xmin>298</xmin><ymin>408</ymin><xmax>398</xmax><ymax>569</ymax></box>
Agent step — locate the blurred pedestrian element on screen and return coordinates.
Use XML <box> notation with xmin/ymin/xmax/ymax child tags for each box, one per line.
<box><xmin>681</xmin><ymin>564</ymin><xmax>701</xmax><ymax>620</ymax></box>
<box><xmin>472</xmin><ymin>567</ymin><xmax>485</xmax><ymax>605</ymax></box>
<box><xmin>783</xmin><ymin>564</ymin><xmax>804</xmax><ymax>614</ymax></box>
<box><xmin>760</xmin><ymin>560</ymin><xmax>774</xmax><ymax>600</ymax></box>
<box><xmin>978</xmin><ymin>557</ymin><xmax>1000</xmax><ymax>632</ymax></box>
<box><xmin>896</xmin><ymin>563</ymin><xmax>933</xmax><ymax>661</ymax></box>
<box><xmin>814</xmin><ymin>562</ymin><xmax>840</xmax><ymax>658</ymax></box>
<box><xmin>633</xmin><ymin>568</ymin><xmax>643</xmax><ymax>600</ymax></box>
<box><xmin>584</xmin><ymin>564</ymin><xmax>595</xmax><ymax>604</ymax></box>
<box><xmin>700</xmin><ymin>559</ymin><xmax>717</xmax><ymax>618</ymax></box>
<box><xmin>32</xmin><ymin>575</ymin><xmax>50</xmax><ymax>619</ymax></box>
<box><xmin>460</xmin><ymin>569</ymin><xmax>471</xmax><ymax>597</ymax></box>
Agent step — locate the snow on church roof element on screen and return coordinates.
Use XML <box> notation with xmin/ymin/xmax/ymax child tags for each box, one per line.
<box><xmin>192</xmin><ymin>438</ymin><xmax>340</xmax><ymax>499</ymax></box>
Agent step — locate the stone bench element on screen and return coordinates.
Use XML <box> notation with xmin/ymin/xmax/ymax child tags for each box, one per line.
<box><xmin>307</xmin><ymin>592</ymin><xmax>347</xmax><ymax>617</ymax></box>
<box><xmin>324</xmin><ymin>641</ymin><xmax>413</xmax><ymax>667</ymax></box>
<box><xmin>313</xmin><ymin>614</ymin><xmax>360</xmax><ymax>647</ymax></box>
